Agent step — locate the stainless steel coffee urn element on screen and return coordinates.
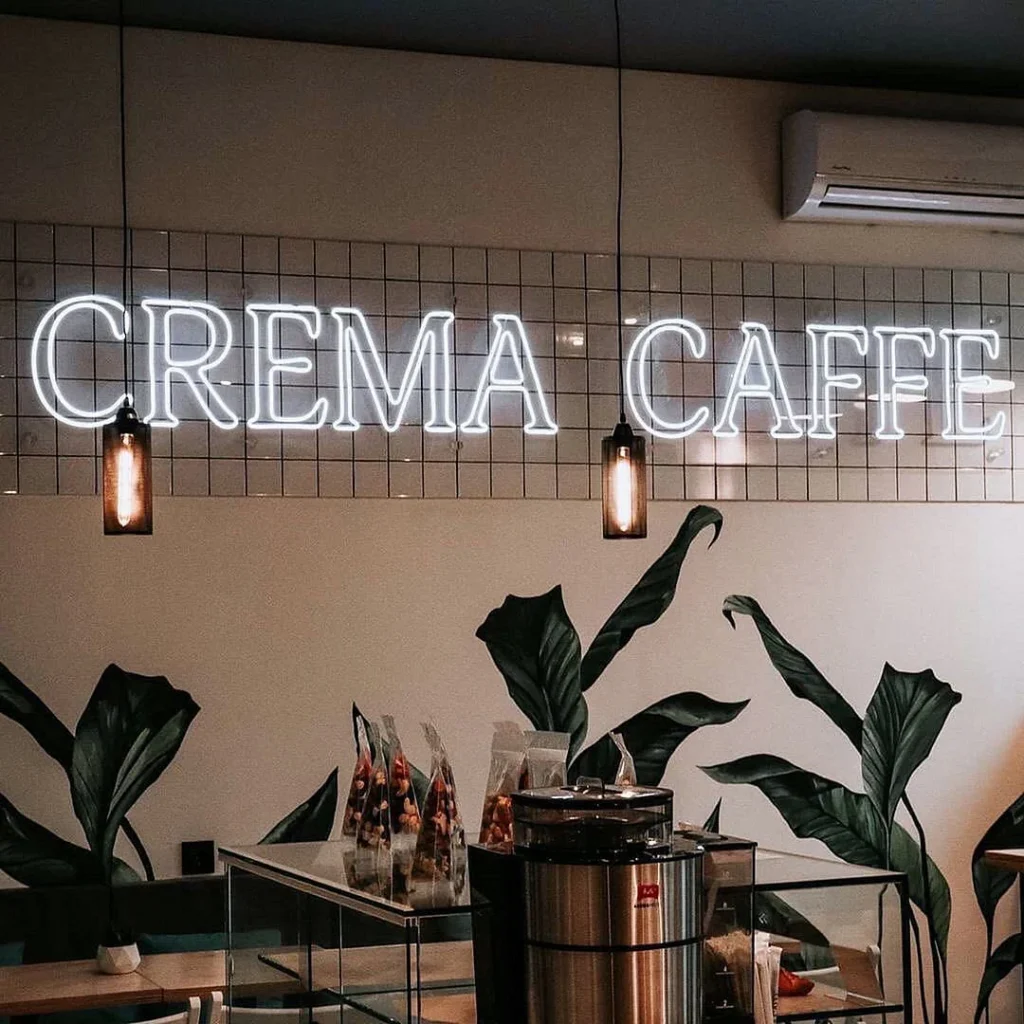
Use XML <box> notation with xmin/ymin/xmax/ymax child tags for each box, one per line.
<box><xmin>470</xmin><ymin>782</ymin><xmax>705</xmax><ymax>1024</ymax></box>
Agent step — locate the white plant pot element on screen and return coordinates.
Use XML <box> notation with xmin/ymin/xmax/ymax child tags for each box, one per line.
<box><xmin>96</xmin><ymin>942</ymin><xmax>140</xmax><ymax>975</ymax></box>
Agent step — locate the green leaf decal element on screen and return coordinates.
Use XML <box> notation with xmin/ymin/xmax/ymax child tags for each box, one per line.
<box><xmin>0</xmin><ymin>792</ymin><xmax>105</xmax><ymax>887</ymax></box>
<box><xmin>0</xmin><ymin>660</ymin><xmax>75</xmax><ymax>767</ymax></box>
<box><xmin>476</xmin><ymin>586</ymin><xmax>587</xmax><ymax>758</ymax></box>
<box><xmin>703</xmin><ymin>799</ymin><xmax>722</xmax><ymax>833</ymax></box>
<box><xmin>260</xmin><ymin>769</ymin><xmax>339</xmax><ymax>844</ymax></box>
<box><xmin>702</xmin><ymin>755</ymin><xmax>884</xmax><ymax>863</ymax></box>
<box><xmin>890</xmin><ymin>819</ymin><xmax>952</xmax><ymax>958</ymax></box>
<box><xmin>571</xmin><ymin>692</ymin><xmax>748</xmax><ymax>785</ymax></box>
<box><xmin>972</xmin><ymin>791</ymin><xmax>1024</xmax><ymax>936</ymax></box>
<box><xmin>581</xmin><ymin>506</ymin><xmax>722</xmax><ymax>691</ymax></box>
<box><xmin>754</xmin><ymin>890</ymin><xmax>831</xmax><ymax>950</ymax></box>
<box><xmin>861</xmin><ymin>664</ymin><xmax>961</xmax><ymax>836</ymax></box>
<box><xmin>70</xmin><ymin>664</ymin><xmax>199</xmax><ymax>876</ymax></box>
<box><xmin>975</xmin><ymin>933</ymin><xmax>1023</xmax><ymax>1023</ymax></box>
<box><xmin>722</xmin><ymin>596</ymin><xmax>863</xmax><ymax>749</ymax></box>
<box><xmin>703</xmin><ymin>754</ymin><xmax>951</xmax><ymax>954</ymax></box>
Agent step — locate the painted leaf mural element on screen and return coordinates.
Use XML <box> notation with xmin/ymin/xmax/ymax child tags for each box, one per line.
<box><xmin>571</xmin><ymin>692</ymin><xmax>749</xmax><ymax>785</ymax></box>
<box><xmin>861</xmin><ymin>664</ymin><xmax>961</xmax><ymax>835</ymax></box>
<box><xmin>70</xmin><ymin>665</ymin><xmax>200</xmax><ymax>875</ymax></box>
<box><xmin>476</xmin><ymin>585</ymin><xmax>587</xmax><ymax>758</ymax></box>
<box><xmin>580</xmin><ymin>505</ymin><xmax>723</xmax><ymax>691</ymax></box>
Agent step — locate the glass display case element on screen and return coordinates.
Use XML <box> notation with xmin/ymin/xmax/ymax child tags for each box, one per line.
<box><xmin>754</xmin><ymin>849</ymin><xmax>911</xmax><ymax>1023</ymax></box>
<box><xmin>220</xmin><ymin>842</ymin><xmax>476</xmax><ymax>1024</ymax></box>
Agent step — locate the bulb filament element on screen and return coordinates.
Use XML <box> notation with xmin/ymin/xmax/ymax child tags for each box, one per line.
<box><xmin>613</xmin><ymin>444</ymin><xmax>633</xmax><ymax>531</ymax></box>
<box><xmin>116</xmin><ymin>433</ymin><xmax>135</xmax><ymax>527</ymax></box>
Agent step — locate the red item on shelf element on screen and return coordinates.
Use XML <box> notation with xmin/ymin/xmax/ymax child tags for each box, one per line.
<box><xmin>778</xmin><ymin>968</ymin><xmax>815</xmax><ymax>997</ymax></box>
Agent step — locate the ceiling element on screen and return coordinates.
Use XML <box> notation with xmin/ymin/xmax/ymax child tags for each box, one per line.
<box><xmin>4</xmin><ymin>0</ymin><xmax>1024</xmax><ymax>98</ymax></box>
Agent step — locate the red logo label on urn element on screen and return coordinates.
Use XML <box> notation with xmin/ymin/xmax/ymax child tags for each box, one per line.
<box><xmin>636</xmin><ymin>882</ymin><xmax>660</xmax><ymax>907</ymax></box>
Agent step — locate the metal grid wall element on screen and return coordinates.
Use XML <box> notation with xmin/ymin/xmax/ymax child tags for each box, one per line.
<box><xmin>2</xmin><ymin>220</ymin><xmax>1023</xmax><ymax>502</ymax></box>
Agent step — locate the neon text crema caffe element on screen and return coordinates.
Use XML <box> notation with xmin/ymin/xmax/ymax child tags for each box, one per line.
<box><xmin>32</xmin><ymin>294</ymin><xmax>1015</xmax><ymax>443</ymax></box>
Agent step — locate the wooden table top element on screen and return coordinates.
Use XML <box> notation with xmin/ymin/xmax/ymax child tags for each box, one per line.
<box><xmin>0</xmin><ymin>958</ymin><xmax>164</xmax><ymax>1016</ymax></box>
<box><xmin>984</xmin><ymin>848</ymin><xmax>1024</xmax><ymax>873</ymax></box>
<box><xmin>0</xmin><ymin>942</ymin><xmax>476</xmax><ymax>1016</ymax></box>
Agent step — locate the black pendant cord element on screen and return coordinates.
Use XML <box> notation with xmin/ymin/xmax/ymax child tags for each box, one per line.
<box><xmin>614</xmin><ymin>0</ymin><xmax>626</xmax><ymax>425</ymax></box>
<box><xmin>118</xmin><ymin>0</ymin><xmax>131</xmax><ymax>407</ymax></box>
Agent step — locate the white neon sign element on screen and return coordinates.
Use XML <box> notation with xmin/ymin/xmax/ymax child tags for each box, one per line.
<box><xmin>873</xmin><ymin>327</ymin><xmax>935</xmax><ymax>440</ymax></box>
<box><xmin>143</xmin><ymin>299</ymin><xmax>239</xmax><ymax>429</ymax></box>
<box><xmin>32</xmin><ymin>295</ymin><xmax>129</xmax><ymax>427</ymax></box>
<box><xmin>461</xmin><ymin>314</ymin><xmax>557</xmax><ymax>435</ymax></box>
<box><xmin>713</xmin><ymin>322</ymin><xmax>802</xmax><ymax>439</ymax></box>
<box><xmin>806</xmin><ymin>325</ymin><xmax>869</xmax><ymax>440</ymax></box>
<box><xmin>939</xmin><ymin>329</ymin><xmax>1013</xmax><ymax>440</ymax></box>
<box><xmin>29</xmin><ymin>295</ymin><xmax>1015</xmax><ymax>445</ymax></box>
<box><xmin>247</xmin><ymin>304</ymin><xmax>328</xmax><ymax>430</ymax></box>
<box><xmin>626</xmin><ymin>318</ymin><xmax>711</xmax><ymax>439</ymax></box>
<box><xmin>331</xmin><ymin>308</ymin><xmax>456</xmax><ymax>433</ymax></box>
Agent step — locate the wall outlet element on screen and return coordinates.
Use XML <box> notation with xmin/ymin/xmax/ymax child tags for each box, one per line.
<box><xmin>181</xmin><ymin>839</ymin><xmax>216</xmax><ymax>876</ymax></box>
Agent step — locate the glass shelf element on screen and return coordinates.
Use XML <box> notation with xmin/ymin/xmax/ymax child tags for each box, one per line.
<box><xmin>752</xmin><ymin>849</ymin><xmax>910</xmax><ymax>1023</ymax></box>
<box><xmin>755</xmin><ymin>848</ymin><xmax>904</xmax><ymax>890</ymax></box>
<box><xmin>220</xmin><ymin>842</ymin><xmax>473</xmax><ymax>926</ymax></box>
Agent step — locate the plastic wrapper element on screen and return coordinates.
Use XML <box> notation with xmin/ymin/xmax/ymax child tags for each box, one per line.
<box><xmin>382</xmin><ymin>714</ymin><xmax>421</xmax><ymax>897</ymax></box>
<box><xmin>354</xmin><ymin>725</ymin><xmax>393</xmax><ymax>898</ymax></box>
<box><xmin>611</xmin><ymin>731</ymin><xmax>637</xmax><ymax>786</ymax></box>
<box><xmin>411</xmin><ymin>723</ymin><xmax>466</xmax><ymax>907</ymax></box>
<box><xmin>522</xmin><ymin>730</ymin><xmax>570</xmax><ymax>789</ymax></box>
<box><xmin>479</xmin><ymin>721</ymin><xmax>526</xmax><ymax>846</ymax></box>
<box><xmin>342</xmin><ymin>716</ymin><xmax>374</xmax><ymax>839</ymax></box>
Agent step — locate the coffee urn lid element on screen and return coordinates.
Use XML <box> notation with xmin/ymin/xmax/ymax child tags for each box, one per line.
<box><xmin>512</xmin><ymin>782</ymin><xmax>671</xmax><ymax>811</ymax></box>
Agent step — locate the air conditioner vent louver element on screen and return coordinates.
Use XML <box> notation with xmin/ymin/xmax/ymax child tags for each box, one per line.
<box><xmin>783</xmin><ymin>111</ymin><xmax>1024</xmax><ymax>231</ymax></box>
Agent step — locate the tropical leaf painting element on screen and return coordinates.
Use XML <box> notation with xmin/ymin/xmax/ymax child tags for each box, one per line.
<box><xmin>0</xmin><ymin>661</ymin><xmax>199</xmax><ymax>890</ymax></box>
<box><xmin>713</xmin><ymin>596</ymin><xmax>960</xmax><ymax>1024</ymax></box>
<box><xmin>972</xmin><ymin>792</ymin><xmax>1024</xmax><ymax>1020</ymax></box>
<box><xmin>475</xmin><ymin>506</ymin><xmax>745</xmax><ymax>803</ymax></box>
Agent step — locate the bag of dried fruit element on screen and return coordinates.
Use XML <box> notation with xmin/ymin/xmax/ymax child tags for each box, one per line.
<box><xmin>382</xmin><ymin>714</ymin><xmax>421</xmax><ymax>898</ymax></box>
<box><xmin>479</xmin><ymin>721</ymin><xmax>526</xmax><ymax>847</ymax></box>
<box><xmin>353</xmin><ymin>723</ymin><xmax>393</xmax><ymax>899</ymax></box>
<box><xmin>410</xmin><ymin>723</ymin><xmax>466</xmax><ymax>907</ymax></box>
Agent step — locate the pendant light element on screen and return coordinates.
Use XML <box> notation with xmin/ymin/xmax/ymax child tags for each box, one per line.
<box><xmin>102</xmin><ymin>0</ymin><xmax>152</xmax><ymax>535</ymax></box>
<box><xmin>601</xmin><ymin>0</ymin><xmax>647</xmax><ymax>539</ymax></box>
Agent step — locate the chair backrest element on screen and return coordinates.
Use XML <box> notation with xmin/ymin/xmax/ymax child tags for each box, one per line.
<box><xmin>142</xmin><ymin>996</ymin><xmax>202</xmax><ymax>1024</ymax></box>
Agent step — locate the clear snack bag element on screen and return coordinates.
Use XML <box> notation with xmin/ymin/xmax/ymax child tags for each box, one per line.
<box><xmin>411</xmin><ymin>724</ymin><xmax>466</xmax><ymax>906</ymax></box>
<box><xmin>354</xmin><ymin>724</ymin><xmax>393</xmax><ymax>899</ymax></box>
<box><xmin>382</xmin><ymin>714</ymin><xmax>421</xmax><ymax>897</ymax></box>
<box><xmin>523</xmin><ymin>730</ymin><xmax>570</xmax><ymax>789</ymax></box>
<box><xmin>479</xmin><ymin>721</ymin><xmax>526</xmax><ymax>846</ymax></box>
<box><xmin>342</xmin><ymin>716</ymin><xmax>374</xmax><ymax>840</ymax></box>
<box><xmin>611</xmin><ymin>731</ymin><xmax>638</xmax><ymax>786</ymax></box>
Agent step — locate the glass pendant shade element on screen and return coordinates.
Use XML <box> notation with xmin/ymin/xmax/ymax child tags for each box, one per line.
<box><xmin>601</xmin><ymin>421</ymin><xmax>647</xmax><ymax>539</ymax></box>
<box><xmin>102</xmin><ymin>404</ymin><xmax>153</xmax><ymax>535</ymax></box>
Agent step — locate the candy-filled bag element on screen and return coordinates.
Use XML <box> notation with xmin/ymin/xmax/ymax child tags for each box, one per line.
<box><xmin>354</xmin><ymin>724</ymin><xmax>393</xmax><ymax>899</ymax></box>
<box><xmin>382</xmin><ymin>714</ymin><xmax>421</xmax><ymax>898</ymax></box>
<box><xmin>411</xmin><ymin>724</ymin><xmax>466</xmax><ymax>907</ymax></box>
<box><xmin>479</xmin><ymin>721</ymin><xmax>526</xmax><ymax>846</ymax></box>
<box><xmin>611</xmin><ymin>731</ymin><xmax>638</xmax><ymax>787</ymax></box>
<box><xmin>523</xmin><ymin>731</ymin><xmax>570</xmax><ymax>789</ymax></box>
<box><xmin>342</xmin><ymin>717</ymin><xmax>374</xmax><ymax>839</ymax></box>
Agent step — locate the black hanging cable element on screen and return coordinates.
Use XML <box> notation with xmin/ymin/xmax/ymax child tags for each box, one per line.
<box><xmin>613</xmin><ymin>0</ymin><xmax>625</xmax><ymax>424</ymax></box>
<box><xmin>118</xmin><ymin>0</ymin><xmax>131</xmax><ymax>404</ymax></box>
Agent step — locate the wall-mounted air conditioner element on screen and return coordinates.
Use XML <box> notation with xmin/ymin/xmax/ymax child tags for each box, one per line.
<box><xmin>782</xmin><ymin>110</ymin><xmax>1024</xmax><ymax>231</ymax></box>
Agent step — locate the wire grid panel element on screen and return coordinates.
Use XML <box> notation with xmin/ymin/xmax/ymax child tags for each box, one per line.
<box><xmin>2</xmin><ymin>220</ymin><xmax>1023</xmax><ymax>502</ymax></box>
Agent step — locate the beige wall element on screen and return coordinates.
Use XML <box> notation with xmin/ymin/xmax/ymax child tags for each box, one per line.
<box><xmin>4</xmin><ymin>15</ymin><xmax>1024</xmax><ymax>268</ymax></box>
<box><xmin>1</xmin><ymin>15</ymin><xmax>1024</xmax><ymax>1022</ymax></box>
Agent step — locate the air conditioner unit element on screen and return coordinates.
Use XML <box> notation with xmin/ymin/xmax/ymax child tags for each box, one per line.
<box><xmin>782</xmin><ymin>110</ymin><xmax>1024</xmax><ymax>230</ymax></box>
